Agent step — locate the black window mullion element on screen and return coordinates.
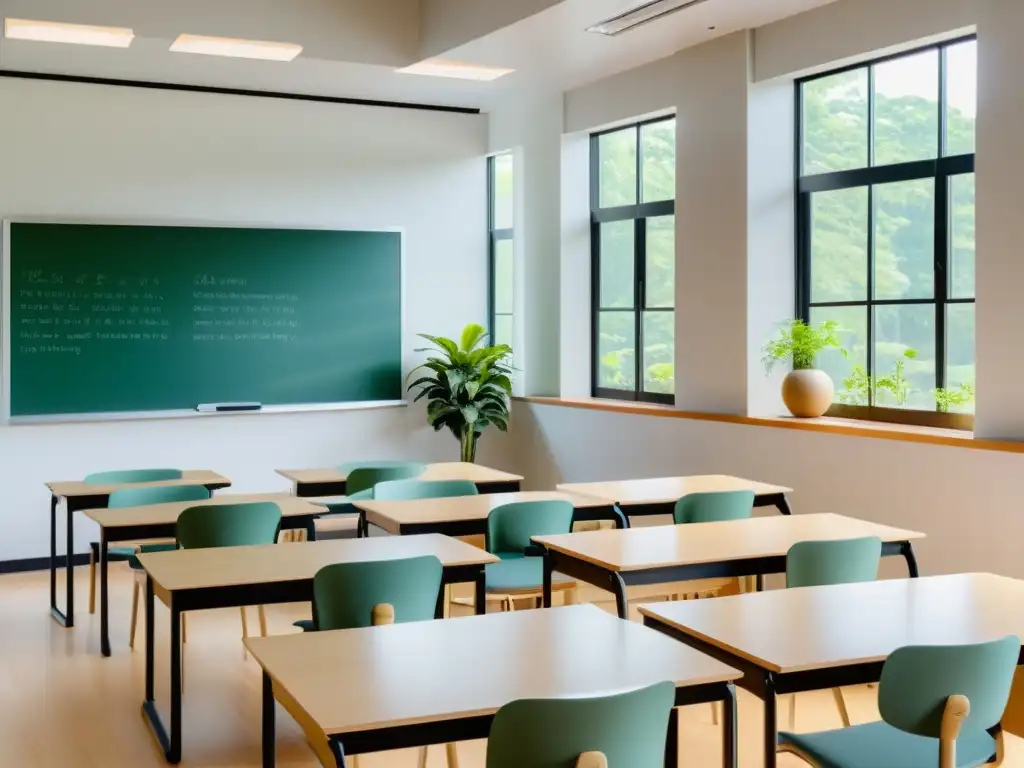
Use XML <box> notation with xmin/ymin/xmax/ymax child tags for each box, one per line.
<box><xmin>866</xmin><ymin>184</ymin><xmax>875</xmax><ymax>404</ymax></box>
<box><xmin>635</xmin><ymin>217</ymin><xmax>647</xmax><ymax>400</ymax></box>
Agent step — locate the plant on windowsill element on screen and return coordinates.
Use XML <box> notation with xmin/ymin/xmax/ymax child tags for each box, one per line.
<box><xmin>762</xmin><ymin>319</ymin><xmax>843</xmax><ymax>418</ymax></box>
<box><xmin>934</xmin><ymin>382</ymin><xmax>975</xmax><ymax>414</ymax></box>
<box><xmin>406</xmin><ymin>323</ymin><xmax>512</xmax><ymax>464</ymax></box>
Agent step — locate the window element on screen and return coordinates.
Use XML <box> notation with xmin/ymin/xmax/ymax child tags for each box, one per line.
<box><xmin>591</xmin><ymin>117</ymin><xmax>676</xmax><ymax>403</ymax></box>
<box><xmin>488</xmin><ymin>153</ymin><xmax>514</xmax><ymax>348</ymax></box>
<box><xmin>797</xmin><ymin>38</ymin><xmax>976</xmax><ymax>426</ymax></box>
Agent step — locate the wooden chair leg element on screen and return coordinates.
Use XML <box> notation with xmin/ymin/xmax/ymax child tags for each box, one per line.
<box><xmin>832</xmin><ymin>687</ymin><xmax>851</xmax><ymax>727</ymax></box>
<box><xmin>88</xmin><ymin>549</ymin><xmax>96</xmax><ymax>614</ymax></box>
<box><xmin>258</xmin><ymin>605</ymin><xmax>268</xmax><ymax>637</ymax></box>
<box><xmin>711</xmin><ymin>701</ymin><xmax>719</xmax><ymax>725</ymax></box>
<box><xmin>417</xmin><ymin>746</ymin><xmax>429</xmax><ymax>768</ymax></box>
<box><xmin>129</xmin><ymin>579</ymin><xmax>140</xmax><ymax>649</ymax></box>
<box><xmin>180</xmin><ymin>613</ymin><xmax>186</xmax><ymax>694</ymax></box>
<box><xmin>182</xmin><ymin>612</ymin><xmax>188</xmax><ymax>644</ymax></box>
<box><xmin>445</xmin><ymin>742</ymin><xmax>460</xmax><ymax>767</ymax></box>
<box><xmin>789</xmin><ymin>693</ymin><xmax>797</xmax><ymax>728</ymax></box>
<box><xmin>351</xmin><ymin>756</ymin><xmax>359</xmax><ymax>768</ymax></box>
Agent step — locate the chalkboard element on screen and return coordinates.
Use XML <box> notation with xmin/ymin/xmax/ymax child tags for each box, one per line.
<box><xmin>6</xmin><ymin>223</ymin><xmax>403</xmax><ymax>418</ymax></box>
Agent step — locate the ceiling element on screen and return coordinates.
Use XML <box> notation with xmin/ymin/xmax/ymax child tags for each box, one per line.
<box><xmin>0</xmin><ymin>0</ymin><xmax>840</xmax><ymax>111</ymax></box>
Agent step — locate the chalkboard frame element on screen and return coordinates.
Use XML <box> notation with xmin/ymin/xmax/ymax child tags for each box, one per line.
<box><xmin>2</xmin><ymin>218</ymin><xmax>409</xmax><ymax>423</ymax></box>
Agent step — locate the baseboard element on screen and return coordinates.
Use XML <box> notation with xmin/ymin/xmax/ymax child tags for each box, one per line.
<box><xmin>0</xmin><ymin>554</ymin><xmax>91</xmax><ymax>574</ymax></box>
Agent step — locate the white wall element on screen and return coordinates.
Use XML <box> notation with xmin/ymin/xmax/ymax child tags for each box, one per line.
<box><xmin>0</xmin><ymin>77</ymin><xmax>506</xmax><ymax>561</ymax></box>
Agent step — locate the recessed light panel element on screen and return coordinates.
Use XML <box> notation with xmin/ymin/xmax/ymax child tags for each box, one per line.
<box><xmin>587</xmin><ymin>0</ymin><xmax>712</xmax><ymax>36</ymax></box>
<box><xmin>170</xmin><ymin>34</ymin><xmax>303</xmax><ymax>62</ymax></box>
<box><xmin>5</xmin><ymin>18</ymin><xmax>135</xmax><ymax>48</ymax></box>
<box><xmin>398</xmin><ymin>60</ymin><xmax>514</xmax><ymax>82</ymax></box>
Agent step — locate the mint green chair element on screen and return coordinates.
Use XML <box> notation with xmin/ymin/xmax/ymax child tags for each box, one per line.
<box><xmin>673</xmin><ymin>490</ymin><xmax>756</xmax><ymax>525</ymax></box>
<box><xmin>177</xmin><ymin>501</ymin><xmax>282</xmax><ymax>645</ymax></box>
<box><xmin>779</xmin><ymin>636</ymin><xmax>1020</xmax><ymax>768</ymax></box>
<box><xmin>312</xmin><ymin>556</ymin><xmax>451</xmax><ymax>768</ymax></box>
<box><xmin>486</xmin><ymin>681</ymin><xmax>676</xmax><ymax>768</ymax></box>
<box><xmin>84</xmin><ymin>470</ymin><xmax>188</xmax><ymax>615</ymax></box>
<box><xmin>315</xmin><ymin>463</ymin><xmax>427</xmax><ymax>542</ymax></box>
<box><xmin>485</xmin><ymin>499</ymin><xmax>576</xmax><ymax>612</ymax></box>
<box><xmin>372</xmin><ymin>478</ymin><xmax>479</xmax><ymax>500</ymax></box>
<box><xmin>785</xmin><ymin>537</ymin><xmax>883</xmax><ymax>728</ymax></box>
<box><xmin>103</xmin><ymin>484</ymin><xmax>212</xmax><ymax>647</ymax></box>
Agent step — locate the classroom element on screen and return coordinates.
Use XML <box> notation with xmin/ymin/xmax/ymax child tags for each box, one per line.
<box><xmin>1</xmin><ymin>0</ymin><xmax>1022</xmax><ymax>766</ymax></box>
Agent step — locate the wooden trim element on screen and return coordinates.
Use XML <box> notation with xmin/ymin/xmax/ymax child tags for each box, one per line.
<box><xmin>517</xmin><ymin>397</ymin><xmax>1024</xmax><ymax>455</ymax></box>
<box><xmin>826</xmin><ymin>403</ymin><xmax>973</xmax><ymax>431</ymax></box>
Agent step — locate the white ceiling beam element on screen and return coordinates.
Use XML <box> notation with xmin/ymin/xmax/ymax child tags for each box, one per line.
<box><xmin>418</xmin><ymin>0</ymin><xmax>566</xmax><ymax>59</ymax></box>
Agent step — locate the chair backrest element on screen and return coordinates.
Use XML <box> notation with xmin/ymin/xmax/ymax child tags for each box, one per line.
<box><xmin>84</xmin><ymin>468</ymin><xmax>183</xmax><ymax>484</ymax></box>
<box><xmin>785</xmin><ymin>537</ymin><xmax>882</xmax><ymax>589</ymax></box>
<box><xmin>486</xmin><ymin>682</ymin><xmax>676</xmax><ymax>768</ymax></box>
<box><xmin>673</xmin><ymin>490</ymin><xmax>755</xmax><ymax>525</ymax></box>
<box><xmin>878</xmin><ymin>636</ymin><xmax>1020</xmax><ymax>739</ymax></box>
<box><xmin>312</xmin><ymin>555</ymin><xmax>443</xmax><ymax>631</ymax></box>
<box><xmin>486</xmin><ymin>500</ymin><xmax>575</xmax><ymax>556</ymax></box>
<box><xmin>108</xmin><ymin>485</ymin><xmax>210</xmax><ymax>509</ymax></box>
<box><xmin>372</xmin><ymin>479</ymin><xmax>479</xmax><ymax>501</ymax></box>
<box><xmin>176</xmin><ymin>502</ymin><xmax>282</xmax><ymax>550</ymax></box>
<box><xmin>345</xmin><ymin>463</ymin><xmax>427</xmax><ymax>495</ymax></box>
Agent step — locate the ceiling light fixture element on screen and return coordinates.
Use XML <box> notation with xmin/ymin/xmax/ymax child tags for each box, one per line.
<box><xmin>398</xmin><ymin>60</ymin><xmax>514</xmax><ymax>82</ymax></box>
<box><xmin>586</xmin><ymin>0</ymin><xmax>713</xmax><ymax>36</ymax></box>
<box><xmin>170</xmin><ymin>34</ymin><xmax>303</xmax><ymax>62</ymax></box>
<box><xmin>5</xmin><ymin>18</ymin><xmax>135</xmax><ymax>48</ymax></box>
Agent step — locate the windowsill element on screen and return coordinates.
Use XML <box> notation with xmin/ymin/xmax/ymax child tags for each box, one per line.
<box><xmin>516</xmin><ymin>396</ymin><xmax>1024</xmax><ymax>455</ymax></box>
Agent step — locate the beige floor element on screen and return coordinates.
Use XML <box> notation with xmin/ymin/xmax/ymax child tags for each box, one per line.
<box><xmin>2</xmin><ymin>567</ymin><xmax>1021</xmax><ymax>768</ymax></box>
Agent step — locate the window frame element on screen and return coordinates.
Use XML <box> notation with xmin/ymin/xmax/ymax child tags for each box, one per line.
<box><xmin>590</xmin><ymin>116</ymin><xmax>676</xmax><ymax>405</ymax></box>
<box><xmin>795</xmin><ymin>35</ymin><xmax>976</xmax><ymax>430</ymax></box>
<box><xmin>487</xmin><ymin>153</ymin><xmax>514</xmax><ymax>348</ymax></box>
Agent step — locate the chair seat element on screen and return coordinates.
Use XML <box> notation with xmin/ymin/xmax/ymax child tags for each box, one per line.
<box><xmin>485</xmin><ymin>557</ymin><xmax>574</xmax><ymax>593</ymax></box>
<box><xmin>314</xmin><ymin>514</ymin><xmax>360</xmax><ymax>534</ymax></box>
<box><xmin>293</xmin><ymin>619</ymin><xmax>314</xmax><ymax>632</ymax></box>
<box><xmin>779</xmin><ymin>721</ymin><xmax>998</xmax><ymax>768</ymax></box>
<box><xmin>128</xmin><ymin>543</ymin><xmax>178</xmax><ymax>570</ymax></box>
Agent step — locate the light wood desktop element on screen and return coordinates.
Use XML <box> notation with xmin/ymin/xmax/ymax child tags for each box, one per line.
<box><xmin>83</xmin><ymin>493</ymin><xmax>326</xmax><ymax>658</ymax></box>
<box><xmin>638</xmin><ymin>573</ymin><xmax>1024</xmax><ymax>768</ymax></box>
<box><xmin>533</xmin><ymin>513</ymin><xmax>924</xmax><ymax>618</ymax></box>
<box><xmin>245</xmin><ymin>603</ymin><xmax>743</xmax><ymax>768</ymax></box>
<box><xmin>137</xmin><ymin>534</ymin><xmax>497</xmax><ymax>765</ymax></box>
<box><xmin>44</xmin><ymin>470</ymin><xmax>232</xmax><ymax>630</ymax></box>
<box><xmin>556</xmin><ymin>475</ymin><xmax>794</xmax><ymax>520</ymax></box>
<box><xmin>276</xmin><ymin>462</ymin><xmax>523</xmax><ymax>498</ymax></box>
<box><xmin>353</xmin><ymin>490</ymin><xmax>616</xmax><ymax>537</ymax></box>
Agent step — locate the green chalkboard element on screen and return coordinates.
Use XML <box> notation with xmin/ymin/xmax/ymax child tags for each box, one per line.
<box><xmin>8</xmin><ymin>223</ymin><xmax>402</xmax><ymax>417</ymax></box>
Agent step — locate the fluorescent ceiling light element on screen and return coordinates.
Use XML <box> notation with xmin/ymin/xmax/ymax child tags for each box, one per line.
<box><xmin>170</xmin><ymin>34</ymin><xmax>303</xmax><ymax>62</ymax></box>
<box><xmin>5</xmin><ymin>18</ymin><xmax>134</xmax><ymax>48</ymax></box>
<box><xmin>398</xmin><ymin>60</ymin><xmax>514</xmax><ymax>82</ymax></box>
<box><xmin>587</xmin><ymin>0</ymin><xmax>712</xmax><ymax>36</ymax></box>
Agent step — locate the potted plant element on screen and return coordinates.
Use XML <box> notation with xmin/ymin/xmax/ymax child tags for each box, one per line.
<box><xmin>762</xmin><ymin>319</ymin><xmax>842</xmax><ymax>418</ymax></box>
<box><xmin>406</xmin><ymin>323</ymin><xmax>513</xmax><ymax>463</ymax></box>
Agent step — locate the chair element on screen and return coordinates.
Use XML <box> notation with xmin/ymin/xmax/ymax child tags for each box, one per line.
<box><xmin>785</xmin><ymin>536</ymin><xmax>882</xmax><ymax>729</ymax></box>
<box><xmin>372</xmin><ymin>478</ymin><xmax>478</xmax><ymax>501</ymax></box>
<box><xmin>484</xmin><ymin>500</ymin><xmax>577</xmax><ymax>612</ymax></box>
<box><xmin>486</xmin><ymin>681</ymin><xmax>676</xmax><ymax>768</ymax></box>
<box><xmin>311</xmin><ymin>556</ymin><xmax>452</xmax><ymax>768</ymax></box>
<box><xmin>103</xmin><ymin>484</ymin><xmax>212</xmax><ymax>648</ymax></box>
<box><xmin>778</xmin><ymin>635</ymin><xmax>1020</xmax><ymax>768</ymax></box>
<box><xmin>84</xmin><ymin>468</ymin><xmax>185</xmax><ymax>615</ymax></box>
<box><xmin>177</xmin><ymin>502</ymin><xmax>282</xmax><ymax>646</ymax></box>
<box><xmin>313</xmin><ymin>462</ymin><xmax>426</xmax><ymax>541</ymax></box>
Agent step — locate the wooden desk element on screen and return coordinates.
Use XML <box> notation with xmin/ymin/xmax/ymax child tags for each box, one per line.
<box><xmin>138</xmin><ymin>534</ymin><xmax>497</xmax><ymax>765</ymax></box>
<box><xmin>83</xmin><ymin>493</ymin><xmax>326</xmax><ymax>657</ymax></box>
<box><xmin>276</xmin><ymin>461</ymin><xmax>523</xmax><ymax>497</ymax></box>
<box><xmin>353</xmin><ymin>491</ymin><xmax>618</xmax><ymax>538</ymax></box>
<box><xmin>638</xmin><ymin>573</ymin><xmax>1024</xmax><ymax>768</ymax></box>
<box><xmin>44</xmin><ymin>470</ymin><xmax>231</xmax><ymax>629</ymax></box>
<box><xmin>533</xmin><ymin>513</ymin><xmax>924</xmax><ymax>618</ymax></box>
<box><xmin>556</xmin><ymin>475</ymin><xmax>794</xmax><ymax>524</ymax></box>
<box><xmin>246</xmin><ymin>604</ymin><xmax>742</xmax><ymax>768</ymax></box>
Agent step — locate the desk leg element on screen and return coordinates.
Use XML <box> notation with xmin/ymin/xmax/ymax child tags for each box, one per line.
<box><xmin>262</xmin><ymin>671</ymin><xmax>276</xmax><ymax>768</ymax></box>
<box><xmin>722</xmin><ymin>684</ymin><xmax>737</xmax><ymax>768</ymax></box>
<box><xmin>49</xmin><ymin>494</ymin><xmax>72</xmax><ymax>627</ymax></box>
<box><xmin>610</xmin><ymin>572</ymin><xmax>628</xmax><ymax>619</ymax></box>
<box><xmin>762</xmin><ymin>673</ymin><xmax>778</xmax><ymax>768</ymax></box>
<box><xmin>664</xmin><ymin>707</ymin><xmax>679</xmax><ymax>768</ymax></box>
<box><xmin>169</xmin><ymin>600</ymin><xmax>183</xmax><ymax>763</ymax></box>
<box><xmin>142</xmin><ymin>577</ymin><xmax>175</xmax><ymax>760</ymax></box>
<box><xmin>901</xmin><ymin>541</ymin><xmax>920</xmax><ymax>577</ymax></box>
<box><xmin>542</xmin><ymin>554</ymin><xmax>553</xmax><ymax>609</ymax></box>
<box><xmin>613</xmin><ymin>504</ymin><xmax>630</xmax><ymax>529</ymax></box>
<box><xmin>99</xmin><ymin>532</ymin><xmax>110</xmax><ymax>657</ymax></box>
<box><xmin>775</xmin><ymin>495</ymin><xmax>792</xmax><ymax>516</ymax></box>
<box><xmin>475</xmin><ymin>569</ymin><xmax>486</xmax><ymax>616</ymax></box>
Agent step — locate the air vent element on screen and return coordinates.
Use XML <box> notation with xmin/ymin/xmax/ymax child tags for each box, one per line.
<box><xmin>587</xmin><ymin>0</ymin><xmax>712</xmax><ymax>36</ymax></box>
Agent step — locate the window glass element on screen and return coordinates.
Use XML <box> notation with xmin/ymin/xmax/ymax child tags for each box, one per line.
<box><xmin>811</xmin><ymin>187</ymin><xmax>868</xmax><ymax>303</ymax></box>
<box><xmin>598</xmin><ymin>312</ymin><xmax>636</xmax><ymax>390</ymax></box>
<box><xmin>599</xmin><ymin>129</ymin><xmax>637</xmax><ymax>208</ymax></box>
<box><xmin>645</xmin><ymin>215</ymin><xmax>674</xmax><ymax>308</ymax></box>
<box><xmin>642</xmin><ymin>120</ymin><xmax>676</xmax><ymax>203</ymax></box>
<box><xmin>945</xmin><ymin>41</ymin><xmax>977</xmax><ymax>157</ymax></box>
<box><xmin>949</xmin><ymin>173</ymin><xmax>975</xmax><ymax>299</ymax></box>
<box><xmin>873</xmin><ymin>178</ymin><xmax>935</xmax><ymax>301</ymax></box>
<box><xmin>492</xmin><ymin>153</ymin><xmax>514</xmax><ymax>229</ymax></box>
<box><xmin>802</xmin><ymin>69</ymin><xmax>869</xmax><ymax>175</ymax></box>
<box><xmin>873</xmin><ymin>49</ymin><xmax>940</xmax><ymax>166</ymax></box>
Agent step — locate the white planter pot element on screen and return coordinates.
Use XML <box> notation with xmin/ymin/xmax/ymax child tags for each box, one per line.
<box><xmin>782</xmin><ymin>369</ymin><xmax>834</xmax><ymax>418</ymax></box>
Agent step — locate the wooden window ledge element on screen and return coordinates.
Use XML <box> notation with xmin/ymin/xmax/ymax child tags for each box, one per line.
<box><xmin>516</xmin><ymin>397</ymin><xmax>1024</xmax><ymax>455</ymax></box>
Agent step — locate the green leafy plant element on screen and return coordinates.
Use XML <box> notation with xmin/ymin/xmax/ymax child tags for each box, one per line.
<box><xmin>875</xmin><ymin>349</ymin><xmax>918</xmax><ymax>407</ymax></box>
<box><xmin>762</xmin><ymin>319</ymin><xmax>842</xmax><ymax>373</ymax></box>
<box><xmin>934</xmin><ymin>382</ymin><xmax>975</xmax><ymax>413</ymax></box>
<box><xmin>406</xmin><ymin>324</ymin><xmax>512</xmax><ymax>463</ymax></box>
<box><xmin>839</xmin><ymin>364</ymin><xmax>872</xmax><ymax>406</ymax></box>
